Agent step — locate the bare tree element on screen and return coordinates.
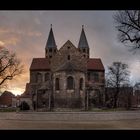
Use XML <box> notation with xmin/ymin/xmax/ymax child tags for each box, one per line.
<box><xmin>114</xmin><ymin>10</ymin><xmax>140</xmax><ymax>52</ymax></box>
<box><xmin>134</xmin><ymin>82</ymin><xmax>140</xmax><ymax>90</ymax></box>
<box><xmin>0</xmin><ymin>46</ymin><xmax>24</xmax><ymax>88</ymax></box>
<box><xmin>107</xmin><ymin>62</ymin><xmax>130</xmax><ymax>108</ymax></box>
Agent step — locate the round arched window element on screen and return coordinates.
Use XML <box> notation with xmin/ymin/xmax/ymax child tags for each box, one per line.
<box><xmin>67</xmin><ymin>76</ymin><xmax>74</xmax><ymax>89</ymax></box>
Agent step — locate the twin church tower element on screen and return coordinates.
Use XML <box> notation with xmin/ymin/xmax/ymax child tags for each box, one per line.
<box><xmin>45</xmin><ymin>25</ymin><xmax>90</xmax><ymax>60</ymax></box>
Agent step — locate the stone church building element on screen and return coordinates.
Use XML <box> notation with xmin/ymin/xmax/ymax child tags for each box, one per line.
<box><xmin>23</xmin><ymin>25</ymin><xmax>105</xmax><ymax>111</ymax></box>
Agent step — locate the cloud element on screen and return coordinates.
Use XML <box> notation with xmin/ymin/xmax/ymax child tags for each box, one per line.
<box><xmin>3</xmin><ymin>37</ymin><xmax>20</xmax><ymax>46</ymax></box>
<box><xmin>0</xmin><ymin>11</ymin><xmax>140</xmax><ymax>95</ymax></box>
<box><xmin>0</xmin><ymin>40</ymin><xmax>5</xmax><ymax>46</ymax></box>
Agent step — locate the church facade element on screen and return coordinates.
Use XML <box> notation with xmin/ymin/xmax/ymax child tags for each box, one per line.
<box><xmin>24</xmin><ymin>25</ymin><xmax>105</xmax><ymax>111</ymax></box>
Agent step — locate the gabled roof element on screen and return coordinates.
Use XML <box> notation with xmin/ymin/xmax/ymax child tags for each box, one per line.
<box><xmin>1</xmin><ymin>91</ymin><xmax>15</xmax><ymax>97</ymax></box>
<box><xmin>30</xmin><ymin>58</ymin><xmax>104</xmax><ymax>71</ymax></box>
<box><xmin>30</xmin><ymin>58</ymin><xmax>50</xmax><ymax>71</ymax></box>
<box><xmin>45</xmin><ymin>26</ymin><xmax>57</xmax><ymax>48</ymax></box>
<box><xmin>87</xmin><ymin>58</ymin><xmax>105</xmax><ymax>71</ymax></box>
<box><xmin>78</xmin><ymin>26</ymin><xmax>89</xmax><ymax>48</ymax></box>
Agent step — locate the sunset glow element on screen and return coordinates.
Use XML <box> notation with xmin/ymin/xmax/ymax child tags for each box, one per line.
<box><xmin>9</xmin><ymin>88</ymin><xmax>24</xmax><ymax>96</ymax></box>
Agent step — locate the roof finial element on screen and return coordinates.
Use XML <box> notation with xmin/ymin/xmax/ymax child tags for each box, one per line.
<box><xmin>82</xmin><ymin>25</ymin><xmax>84</xmax><ymax>29</ymax></box>
<box><xmin>51</xmin><ymin>24</ymin><xmax>52</xmax><ymax>28</ymax></box>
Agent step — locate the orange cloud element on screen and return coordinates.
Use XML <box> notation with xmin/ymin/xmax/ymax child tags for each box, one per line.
<box><xmin>0</xmin><ymin>40</ymin><xmax>5</xmax><ymax>46</ymax></box>
<box><xmin>3</xmin><ymin>37</ymin><xmax>20</xmax><ymax>46</ymax></box>
<box><xmin>0</xmin><ymin>27</ymin><xmax>42</xmax><ymax>37</ymax></box>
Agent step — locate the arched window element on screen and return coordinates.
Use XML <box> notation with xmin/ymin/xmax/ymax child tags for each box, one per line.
<box><xmin>37</xmin><ymin>73</ymin><xmax>42</xmax><ymax>83</ymax></box>
<box><xmin>45</xmin><ymin>73</ymin><xmax>50</xmax><ymax>81</ymax></box>
<box><xmin>68</xmin><ymin>55</ymin><xmax>70</xmax><ymax>60</ymax></box>
<box><xmin>67</xmin><ymin>76</ymin><xmax>74</xmax><ymax>89</ymax></box>
<box><xmin>55</xmin><ymin>78</ymin><xmax>60</xmax><ymax>90</ymax></box>
<box><xmin>79</xmin><ymin>78</ymin><xmax>83</xmax><ymax>90</ymax></box>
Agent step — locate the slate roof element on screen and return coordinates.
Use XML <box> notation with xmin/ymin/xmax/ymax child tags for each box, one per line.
<box><xmin>45</xmin><ymin>27</ymin><xmax>57</xmax><ymax>48</ymax></box>
<box><xmin>78</xmin><ymin>26</ymin><xmax>89</xmax><ymax>48</ymax></box>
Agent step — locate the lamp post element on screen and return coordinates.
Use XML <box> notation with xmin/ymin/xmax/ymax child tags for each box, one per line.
<box><xmin>49</xmin><ymin>72</ymin><xmax>53</xmax><ymax>111</ymax></box>
<box><xmin>86</xmin><ymin>89</ymin><xmax>89</xmax><ymax>110</ymax></box>
<box><xmin>36</xmin><ymin>89</ymin><xmax>38</xmax><ymax>111</ymax></box>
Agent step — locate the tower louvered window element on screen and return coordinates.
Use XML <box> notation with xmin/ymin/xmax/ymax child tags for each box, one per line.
<box><xmin>80</xmin><ymin>78</ymin><xmax>83</xmax><ymax>90</ymax></box>
<box><xmin>55</xmin><ymin>78</ymin><xmax>60</xmax><ymax>90</ymax></box>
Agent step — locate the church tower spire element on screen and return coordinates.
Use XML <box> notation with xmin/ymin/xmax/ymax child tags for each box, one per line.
<box><xmin>45</xmin><ymin>24</ymin><xmax>57</xmax><ymax>59</ymax></box>
<box><xmin>78</xmin><ymin>25</ymin><xmax>89</xmax><ymax>58</ymax></box>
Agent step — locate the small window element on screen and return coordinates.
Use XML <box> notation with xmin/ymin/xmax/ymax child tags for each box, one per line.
<box><xmin>83</xmin><ymin>48</ymin><xmax>86</xmax><ymax>52</ymax></box>
<box><xmin>45</xmin><ymin>73</ymin><xmax>50</xmax><ymax>81</ymax></box>
<box><xmin>87</xmin><ymin>72</ymin><xmax>90</xmax><ymax>81</ymax></box>
<box><xmin>49</xmin><ymin>55</ymin><xmax>52</xmax><ymax>58</ymax></box>
<box><xmin>55</xmin><ymin>78</ymin><xmax>60</xmax><ymax>90</ymax></box>
<box><xmin>68</xmin><ymin>46</ymin><xmax>70</xmax><ymax>49</ymax></box>
<box><xmin>49</xmin><ymin>48</ymin><xmax>52</xmax><ymax>52</ymax></box>
<box><xmin>79</xmin><ymin>78</ymin><xmax>83</xmax><ymax>90</ymax></box>
<box><xmin>54</xmin><ymin>49</ymin><xmax>56</xmax><ymax>53</ymax></box>
<box><xmin>36</xmin><ymin>73</ymin><xmax>42</xmax><ymax>83</ymax></box>
<box><xmin>83</xmin><ymin>54</ymin><xmax>86</xmax><ymax>58</ymax></box>
<box><xmin>68</xmin><ymin>55</ymin><xmax>70</xmax><ymax>60</ymax></box>
<box><xmin>94</xmin><ymin>73</ymin><xmax>99</xmax><ymax>82</ymax></box>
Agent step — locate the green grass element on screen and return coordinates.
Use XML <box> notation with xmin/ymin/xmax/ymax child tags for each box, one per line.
<box><xmin>0</xmin><ymin>108</ymin><xmax>17</xmax><ymax>112</ymax></box>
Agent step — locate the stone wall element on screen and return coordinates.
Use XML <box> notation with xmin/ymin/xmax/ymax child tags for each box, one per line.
<box><xmin>51</xmin><ymin>40</ymin><xmax>87</xmax><ymax>72</ymax></box>
<box><xmin>53</xmin><ymin>71</ymin><xmax>85</xmax><ymax>109</ymax></box>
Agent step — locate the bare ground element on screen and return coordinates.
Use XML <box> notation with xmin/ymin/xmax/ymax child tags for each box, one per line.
<box><xmin>0</xmin><ymin>111</ymin><xmax>140</xmax><ymax>129</ymax></box>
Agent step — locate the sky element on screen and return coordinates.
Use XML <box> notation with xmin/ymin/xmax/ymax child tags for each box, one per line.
<box><xmin>0</xmin><ymin>11</ymin><xmax>140</xmax><ymax>95</ymax></box>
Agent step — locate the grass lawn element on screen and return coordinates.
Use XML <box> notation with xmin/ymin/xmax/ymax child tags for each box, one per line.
<box><xmin>0</xmin><ymin>108</ymin><xmax>17</xmax><ymax>112</ymax></box>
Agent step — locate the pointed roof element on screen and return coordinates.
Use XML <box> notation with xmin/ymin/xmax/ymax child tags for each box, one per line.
<box><xmin>46</xmin><ymin>25</ymin><xmax>57</xmax><ymax>48</ymax></box>
<box><xmin>78</xmin><ymin>25</ymin><xmax>89</xmax><ymax>48</ymax></box>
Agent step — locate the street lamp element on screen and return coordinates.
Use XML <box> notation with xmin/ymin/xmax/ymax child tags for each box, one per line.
<box><xmin>36</xmin><ymin>89</ymin><xmax>38</xmax><ymax>111</ymax></box>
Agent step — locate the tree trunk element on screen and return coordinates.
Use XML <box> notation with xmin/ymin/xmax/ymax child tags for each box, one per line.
<box><xmin>113</xmin><ymin>88</ymin><xmax>119</xmax><ymax>108</ymax></box>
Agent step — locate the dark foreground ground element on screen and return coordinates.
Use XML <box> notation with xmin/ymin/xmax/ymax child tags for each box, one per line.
<box><xmin>1</xmin><ymin>111</ymin><xmax>140</xmax><ymax>129</ymax></box>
